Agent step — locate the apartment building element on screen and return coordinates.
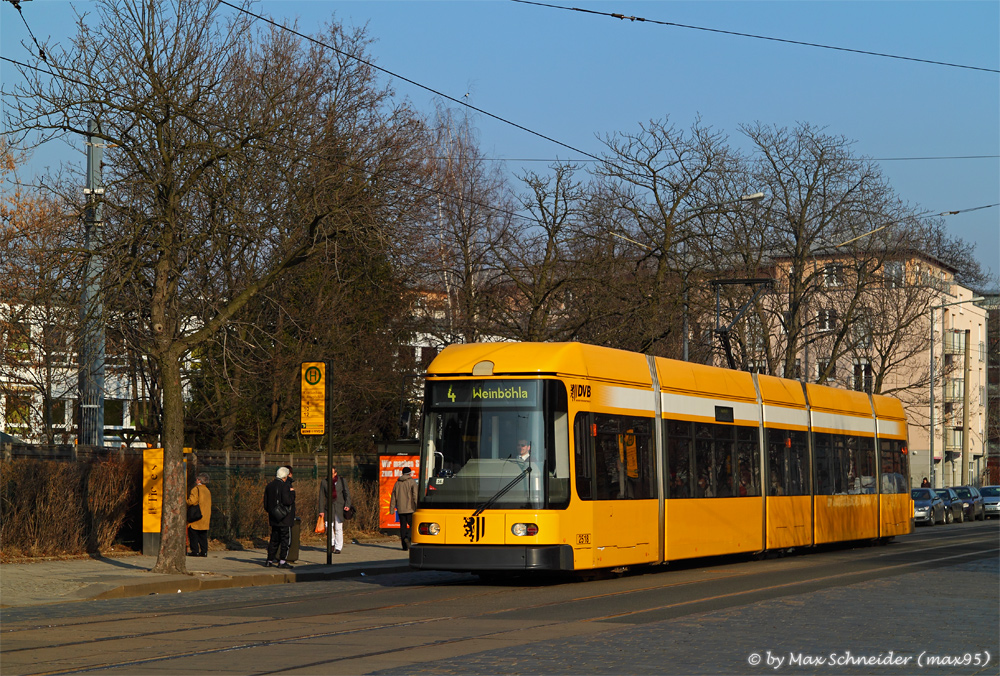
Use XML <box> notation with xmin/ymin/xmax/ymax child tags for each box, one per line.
<box><xmin>713</xmin><ymin>250</ymin><xmax>987</xmax><ymax>488</ymax></box>
<box><xmin>0</xmin><ymin>302</ymin><xmax>145</xmax><ymax>446</ymax></box>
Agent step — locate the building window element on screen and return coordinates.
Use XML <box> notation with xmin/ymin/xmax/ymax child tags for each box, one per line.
<box><xmin>818</xmin><ymin>358</ymin><xmax>836</xmax><ymax>381</ymax></box>
<box><xmin>853</xmin><ymin>360</ymin><xmax>873</xmax><ymax>393</ymax></box>
<box><xmin>823</xmin><ymin>265</ymin><xmax>844</xmax><ymax>288</ymax></box>
<box><xmin>105</xmin><ymin>399</ymin><xmax>125</xmax><ymax>427</ymax></box>
<box><xmin>44</xmin><ymin>399</ymin><xmax>67</xmax><ymax>427</ymax></box>
<box><xmin>4</xmin><ymin>322</ymin><xmax>31</xmax><ymax>360</ymax></box>
<box><xmin>746</xmin><ymin>315</ymin><xmax>766</xmax><ymax>353</ymax></box>
<box><xmin>3</xmin><ymin>392</ymin><xmax>32</xmax><ymax>435</ymax></box>
<box><xmin>884</xmin><ymin>261</ymin><xmax>904</xmax><ymax>288</ymax></box>
<box><xmin>818</xmin><ymin>308</ymin><xmax>838</xmax><ymax>332</ymax></box>
<box><xmin>852</xmin><ymin>311</ymin><xmax>873</xmax><ymax>350</ymax></box>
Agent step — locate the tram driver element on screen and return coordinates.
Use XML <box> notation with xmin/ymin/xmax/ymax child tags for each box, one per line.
<box><xmin>516</xmin><ymin>439</ymin><xmax>531</xmax><ymax>462</ymax></box>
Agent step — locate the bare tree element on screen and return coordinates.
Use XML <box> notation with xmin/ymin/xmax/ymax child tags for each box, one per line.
<box><xmin>489</xmin><ymin>164</ymin><xmax>591</xmax><ymax>342</ymax></box>
<box><xmin>0</xmin><ymin>144</ymin><xmax>81</xmax><ymax>444</ymax></box>
<box><xmin>7</xmin><ymin>0</ymin><xmax>421</xmax><ymax>574</ymax></box>
<box><xmin>702</xmin><ymin>123</ymin><xmax>959</xmax><ymax>417</ymax></box>
<box><xmin>410</xmin><ymin>105</ymin><xmax>511</xmax><ymax>344</ymax></box>
<box><xmin>595</xmin><ymin>118</ymin><xmax>735</xmax><ymax>356</ymax></box>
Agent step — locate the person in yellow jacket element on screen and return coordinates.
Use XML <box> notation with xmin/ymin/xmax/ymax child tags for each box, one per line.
<box><xmin>186</xmin><ymin>473</ymin><xmax>212</xmax><ymax>557</ymax></box>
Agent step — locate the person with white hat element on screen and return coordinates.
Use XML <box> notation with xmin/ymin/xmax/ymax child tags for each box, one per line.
<box><xmin>263</xmin><ymin>466</ymin><xmax>295</xmax><ymax>568</ymax></box>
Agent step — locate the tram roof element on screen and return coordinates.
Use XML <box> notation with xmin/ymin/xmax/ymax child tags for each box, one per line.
<box><xmin>426</xmin><ymin>342</ymin><xmax>654</xmax><ymax>386</ymax></box>
<box><xmin>427</xmin><ymin>343</ymin><xmax>906</xmax><ymax>423</ymax></box>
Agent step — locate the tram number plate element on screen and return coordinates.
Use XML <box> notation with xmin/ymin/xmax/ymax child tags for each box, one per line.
<box><xmin>577</xmin><ymin>533</ymin><xmax>591</xmax><ymax>545</ymax></box>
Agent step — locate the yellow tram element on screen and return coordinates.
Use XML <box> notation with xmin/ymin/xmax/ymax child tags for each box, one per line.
<box><xmin>409</xmin><ymin>342</ymin><xmax>911</xmax><ymax>574</ymax></box>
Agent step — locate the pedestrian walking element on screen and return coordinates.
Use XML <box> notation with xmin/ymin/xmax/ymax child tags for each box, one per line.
<box><xmin>389</xmin><ymin>467</ymin><xmax>418</xmax><ymax>551</ymax></box>
<box><xmin>186</xmin><ymin>473</ymin><xmax>211</xmax><ymax>557</ymax></box>
<box><xmin>318</xmin><ymin>466</ymin><xmax>352</xmax><ymax>554</ymax></box>
<box><xmin>263</xmin><ymin>466</ymin><xmax>295</xmax><ymax>568</ymax></box>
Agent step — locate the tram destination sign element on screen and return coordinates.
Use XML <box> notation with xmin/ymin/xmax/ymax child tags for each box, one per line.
<box><xmin>430</xmin><ymin>380</ymin><xmax>539</xmax><ymax>408</ymax></box>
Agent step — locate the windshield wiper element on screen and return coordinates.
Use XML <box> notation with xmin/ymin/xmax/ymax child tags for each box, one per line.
<box><xmin>473</xmin><ymin>465</ymin><xmax>532</xmax><ymax>517</ymax></box>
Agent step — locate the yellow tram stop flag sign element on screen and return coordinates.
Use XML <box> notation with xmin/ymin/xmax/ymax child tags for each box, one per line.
<box><xmin>300</xmin><ymin>362</ymin><xmax>326</xmax><ymax>435</ymax></box>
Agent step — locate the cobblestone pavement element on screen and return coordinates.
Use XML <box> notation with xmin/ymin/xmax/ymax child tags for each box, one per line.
<box><xmin>0</xmin><ymin>538</ymin><xmax>409</xmax><ymax>607</ymax></box>
<box><xmin>373</xmin><ymin>557</ymin><xmax>999</xmax><ymax>675</ymax></box>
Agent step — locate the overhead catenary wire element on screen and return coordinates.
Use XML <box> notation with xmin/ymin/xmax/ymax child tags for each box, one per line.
<box><xmin>424</xmin><ymin>155</ymin><xmax>1000</xmax><ymax>164</ymax></box>
<box><xmin>2</xmin><ymin>4</ymin><xmax>994</xmax><ymax>232</ymax></box>
<box><xmin>2</xmin><ymin>0</ymin><xmax>46</xmax><ymax>63</ymax></box>
<box><xmin>510</xmin><ymin>0</ymin><xmax>1000</xmax><ymax>74</ymax></box>
<box><xmin>215</xmin><ymin>0</ymin><xmax>603</xmax><ymax>163</ymax></box>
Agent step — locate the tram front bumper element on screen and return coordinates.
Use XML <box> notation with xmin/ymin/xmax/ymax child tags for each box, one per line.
<box><xmin>408</xmin><ymin>544</ymin><xmax>575</xmax><ymax>572</ymax></box>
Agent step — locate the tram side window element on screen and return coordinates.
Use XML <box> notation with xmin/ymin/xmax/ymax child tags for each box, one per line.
<box><xmin>814</xmin><ymin>433</ymin><xmax>876</xmax><ymax>495</ymax></box>
<box><xmin>766</xmin><ymin>429</ymin><xmax>809</xmax><ymax>496</ymax></box>
<box><xmin>591</xmin><ymin>414</ymin><xmax>655</xmax><ymax>500</ymax></box>
<box><xmin>695</xmin><ymin>423</ymin><xmax>735</xmax><ymax>497</ymax></box>
<box><xmin>814</xmin><ymin>433</ymin><xmax>838</xmax><ymax>495</ymax></box>
<box><xmin>666</xmin><ymin>419</ymin><xmax>758</xmax><ymax>498</ymax></box>
<box><xmin>667</xmin><ymin>437</ymin><xmax>691</xmax><ymax>498</ymax></box>
<box><xmin>737</xmin><ymin>427</ymin><xmax>761</xmax><ymax>496</ymax></box>
<box><xmin>879</xmin><ymin>439</ymin><xmax>908</xmax><ymax>493</ymax></box>
<box><xmin>856</xmin><ymin>436</ymin><xmax>877</xmax><ymax>493</ymax></box>
<box><xmin>574</xmin><ymin>413</ymin><xmax>593</xmax><ymax>500</ymax></box>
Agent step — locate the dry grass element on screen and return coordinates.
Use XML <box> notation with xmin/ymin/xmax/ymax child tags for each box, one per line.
<box><xmin>221</xmin><ymin>475</ymin><xmax>382</xmax><ymax>543</ymax></box>
<box><xmin>0</xmin><ymin>457</ymin><xmax>140</xmax><ymax>557</ymax></box>
<box><xmin>0</xmin><ymin>460</ymin><xmax>383</xmax><ymax>558</ymax></box>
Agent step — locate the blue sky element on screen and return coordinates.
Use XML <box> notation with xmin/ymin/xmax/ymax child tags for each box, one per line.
<box><xmin>3</xmin><ymin>1</ymin><xmax>998</xmax><ymax>281</ymax></box>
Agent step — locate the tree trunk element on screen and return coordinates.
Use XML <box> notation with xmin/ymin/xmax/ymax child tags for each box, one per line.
<box><xmin>152</xmin><ymin>352</ymin><xmax>187</xmax><ymax>575</ymax></box>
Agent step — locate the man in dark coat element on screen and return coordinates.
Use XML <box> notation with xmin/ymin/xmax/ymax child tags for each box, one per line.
<box><xmin>389</xmin><ymin>467</ymin><xmax>418</xmax><ymax>551</ymax></box>
<box><xmin>263</xmin><ymin>466</ymin><xmax>295</xmax><ymax>568</ymax></box>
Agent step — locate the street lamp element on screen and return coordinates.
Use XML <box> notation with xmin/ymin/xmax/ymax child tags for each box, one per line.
<box><xmin>929</xmin><ymin>295</ymin><xmax>984</xmax><ymax>488</ymax></box>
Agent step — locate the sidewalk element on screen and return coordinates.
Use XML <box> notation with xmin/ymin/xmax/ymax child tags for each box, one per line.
<box><xmin>0</xmin><ymin>537</ymin><xmax>411</xmax><ymax>608</ymax></box>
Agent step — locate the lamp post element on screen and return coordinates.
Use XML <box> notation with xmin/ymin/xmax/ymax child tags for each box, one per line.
<box><xmin>929</xmin><ymin>296</ymin><xmax>984</xmax><ymax>488</ymax></box>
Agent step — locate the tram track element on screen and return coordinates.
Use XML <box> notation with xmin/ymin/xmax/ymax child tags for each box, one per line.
<box><xmin>7</xmin><ymin>527</ymin><xmax>995</xmax><ymax>676</ymax></box>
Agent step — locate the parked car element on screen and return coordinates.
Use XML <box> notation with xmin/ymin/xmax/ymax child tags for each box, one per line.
<box><xmin>934</xmin><ymin>488</ymin><xmax>965</xmax><ymax>523</ymax></box>
<box><xmin>911</xmin><ymin>488</ymin><xmax>945</xmax><ymax>526</ymax></box>
<box><xmin>952</xmin><ymin>486</ymin><xmax>985</xmax><ymax>521</ymax></box>
<box><xmin>980</xmin><ymin>486</ymin><xmax>1000</xmax><ymax>519</ymax></box>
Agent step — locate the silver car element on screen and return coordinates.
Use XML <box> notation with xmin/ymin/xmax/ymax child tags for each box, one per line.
<box><xmin>911</xmin><ymin>488</ymin><xmax>945</xmax><ymax>526</ymax></box>
<box><xmin>980</xmin><ymin>485</ymin><xmax>1000</xmax><ymax>519</ymax></box>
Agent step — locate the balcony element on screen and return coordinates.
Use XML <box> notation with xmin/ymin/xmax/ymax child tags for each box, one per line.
<box><xmin>943</xmin><ymin>378</ymin><xmax>964</xmax><ymax>403</ymax></box>
<box><xmin>944</xmin><ymin>428</ymin><xmax>964</xmax><ymax>452</ymax></box>
<box><xmin>943</xmin><ymin>330</ymin><xmax>966</xmax><ymax>355</ymax></box>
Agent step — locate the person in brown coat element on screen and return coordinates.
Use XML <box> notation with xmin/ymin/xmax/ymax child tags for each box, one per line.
<box><xmin>186</xmin><ymin>473</ymin><xmax>212</xmax><ymax>557</ymax></box>
<box><xmin>389</xmin><ymin>467</ymin><xmax>418</xmax><ymax>551</ymax></box>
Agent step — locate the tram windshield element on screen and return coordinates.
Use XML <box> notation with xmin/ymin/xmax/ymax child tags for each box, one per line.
<box><xmin>419</xmin><ymin>379</ymin><xmax>570</xmax><ymax>509</ymax></box>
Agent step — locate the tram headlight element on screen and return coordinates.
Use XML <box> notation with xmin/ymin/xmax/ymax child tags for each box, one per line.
<box><xmin>511</xmin><ymin>523</ymin><xmax>538</xmax><ymax>537</ymax></box>
<box><xmin>418</xmin><ymin>522</ymin><xmax>440</xmax><ymax>536</ymax></box>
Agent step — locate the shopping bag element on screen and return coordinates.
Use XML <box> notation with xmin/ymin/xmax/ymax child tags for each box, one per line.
<box><xmin>314</xmin><ymin>515</ymin><xmax>326</xmax><ymax>534</ymax></box>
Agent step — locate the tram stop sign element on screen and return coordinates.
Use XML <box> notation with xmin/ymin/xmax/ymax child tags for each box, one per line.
<box><xmin>300</xmin><ymin>362</ymin><xmax>326</xmax><ymax>435</ymax></box>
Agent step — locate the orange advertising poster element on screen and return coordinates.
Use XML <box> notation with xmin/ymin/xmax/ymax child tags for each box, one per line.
<box><xmin>143</xmin><ymin>448</ymin><xmax>164</xmax><ymax>533</ymax></box>
<box><xmin>379</xmin><ymin>455</ymin><xmax>420</xmax><ymax>529</ymax></box>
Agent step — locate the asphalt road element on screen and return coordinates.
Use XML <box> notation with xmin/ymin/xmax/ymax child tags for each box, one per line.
<box><xmin>2</xmin><ymin>521</ymin><xmax>997</xmax><ymax>676</ymax></box>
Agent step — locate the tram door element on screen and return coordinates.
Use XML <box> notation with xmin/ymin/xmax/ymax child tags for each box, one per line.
<box><xmin>575</xmin><ymin>412</ymin><xmax>659</xmax><ymax>568</ymax></box>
